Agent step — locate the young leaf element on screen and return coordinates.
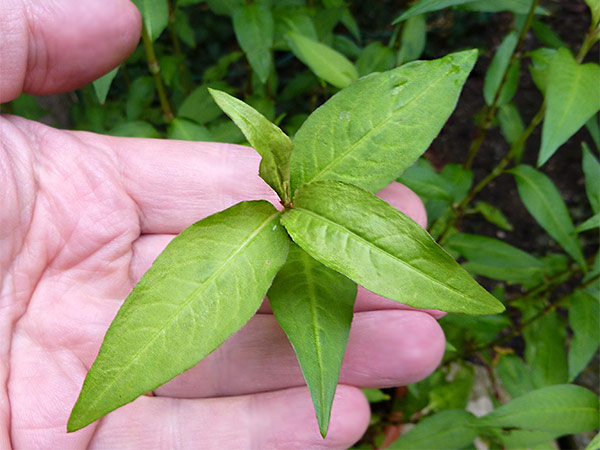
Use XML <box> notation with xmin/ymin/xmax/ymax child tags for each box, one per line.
<box><xmin>484</xmin><ymin>31</ymin><xmax>519</xmax><ymax>107</ymax></box>
<box><xmin>285</xmin><ymin>31</ymin><xmax>358</xmax><ymax>89</ymax></box>
<box><xmin>498</xmin><ymin>103</ymin><xmax>525</xmax><ymax>162</ymax></box>
<box><xmin>440</xmin><ymin>163</ymin><xmax>473</xmax><ymax>203</ymax></box>
<box><xmin>232</xmin><ymin>3</ymin><xmax>274</xmax><ymax>84</ymax></box>
<box><xmin>567</xmin><ymin>291</ymin><xmax>600</xmax><ymax>381</ymax></box>
<box><xmin>474</xmin><ymin>384</ymin><xmax>600</xmax><ymax>434</ymax></box>
<box><xmin>132</xmin><ymin>0</ymin><xmax>169</xmax><ymax>42</ymax></box>
<box><xmin>495</xmin><ymin>354</ymin><xmax>534</xmax><ymax>398</ymax></box>
<box><xmin>281</xmin><ymin>181</ymin><xmax>505</xmax><ymax>315</ymax></box>
<box><xmin>582</xmin><ymin>142</ymin><xmax>600</xmax><ymax>213</ymax></box>
<box><xmin>586</xmin><ymin>0</ymin><xmax>600</xmax><ymax>27</ymax></box>
<box><xmin>474</xmin><ymin>202</ymin><xmax>514</xmax><ymax>231</ymax></box>
<box><xmin>68</xmin><ymin>201</ymin><xmax>289</xmax><ymax>432</ymax></box>
<box><xmin>510</xmin><ymin>165</ymin><xmax>585</xmax><ymax>268</ymax></box>
<box><xmin>178</xmin><ymin>82</ymin><xmax>231</xmax><ymax>125</ymax></box>
<box><xmin>389</xmin><ymin>410</ymin><xmax>478</xmax><ymax>449</ymax></box>
<box><xmin>209</xmin><ymin>89</ymin><xmax>293</xmax><ymax>203</ymax></box>
<box><xmin>531</xmin><ymin>20</ymin><xmax>565</xmax><ymax>49</ymax></box>
<box><xmin>356</xmin><ymin>42</ymin><xmax>395</xmax><ymax>77</ymax></box>
<box><xmin>93</xmin><ymin>67</ymin><xmax>119</xmax><ymax>105</ymax></box>
<box><xmin>290</xmin><ymin>50</ymin><xmax>478</xmax><ymax>194</ymax></box>
<box><xmin>539</xmin><ymin>48</ymin><xmax>600</xmax><ymax>166</ymax></box>
<box><xmin>397</xmin><ymin>14</ymin><xmax>427</xmax><ymax>65</ymax></box>
<box><xmin>576</xmin><ymin>212</ymin><xmax>600</xmax><ymax>233</ymax></box>
<box><xmin>168</xmin><ymin>118</ymin><xmax>213</xmax><ymax>142</ymax></box>
<box><xmin>268</xmin><ymin>243</ymin><xmax>357</xmax><ymax>437</ymax></box>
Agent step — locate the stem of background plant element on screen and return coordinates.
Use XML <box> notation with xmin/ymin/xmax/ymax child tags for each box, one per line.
<box><xmin>141</xmin><ymin>22</ymin><xmax>174</xmax><ymax>123</ymax></box>
<box><xmin>463</xmin><ymin>0</ymin><xmax>539</xmax><ymax>170</ymax></box>
<box><xmin>167</xmin><ymin>0</ymin><xmax>193</xmax><ymax>95</ymax></box>
<box><xmin>576</xmin><ymin>23</ymin><xmax>600</xmax><ymax>63</ymax></box>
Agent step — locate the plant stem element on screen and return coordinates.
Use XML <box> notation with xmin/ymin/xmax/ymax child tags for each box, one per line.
<box><xmin>167</xmin><ymin>0</ymin><xmax>193</xmax><ymax>94</ymax></box>
<box><xmin>576</xmin><ymin>24</ymin><xmax>600</xmax><ymax>63</ymax></box>
<box><xmin>141</xmin><ymin>22</ymin><xmax>174</xmax><ymax>123</ymax></box>
<box><xmin>463</xmin><ymin>0</ymin><xmax>539</xmax><ymax>170</ymax></box>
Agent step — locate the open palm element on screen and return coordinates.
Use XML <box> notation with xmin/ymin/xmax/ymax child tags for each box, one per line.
<box><xmin>0</xmin><ymin>1</ymin><xmax>444</xmax><ymax>448</ymax></box>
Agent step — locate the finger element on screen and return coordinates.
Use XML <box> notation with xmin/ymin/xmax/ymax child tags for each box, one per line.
<box><xmin>0</xmin><ymin>0</ymin><xmax>141</xmax><ymax>102</ymax></box>
<box><xmin>92</xmin><ymin>386</ymin><xmax>369</xmax><ymax>450</ymax></box>
<box><xmin>152</xmin><ymin>310</ymin><xmax>444</xmax><ymax>398</ymax></box>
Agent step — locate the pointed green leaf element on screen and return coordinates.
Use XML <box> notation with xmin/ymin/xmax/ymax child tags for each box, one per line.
<box><xmin>356</xmin><ymin>42</ymin><xmax>395</xmax><ymax>77</ymax></box>
<box><xmin>290</xmin><ymin>50</ymin><xmax>478</xmax><ymax>194</ymax></box>
<box><xmin>583</xmin><ymin>142</ymin><xmax>600</xmax><ymax>213</ymax></box>
<box><xmin>281</xmin><ymin>181</ymin><xmax>505</xmax><ymax>315</ymax></box>
<box><xmin>132</xmin><ymin>0</ymin><xmax>168</xmax><ymax>41</ymax></box>
<box><xmin>498</xmin><ymin>103</ymin><xmax>525</xmax><ymax>161</ymax></box>
<box><xmin>484</xmin><ymin>31</ymin><xmax>519</xmax><ymax>106</ymax></box>
<box><xmin>232</xmin><ymin>3</ymin><xmax>274</xmax><ymax>84</ymax></box>
<box><xmin>576</xmin><ymin>212</ymin><xmax>600</xmax><ymax>233</ymax></box>
<box><xmin>268</xmin><ymin>244</ymin><xmax>356</xmax><ymax>437</ymax></box>
<box><xmin>585</xmin><ymin>431</ymin><xmax>600</xmax><ymax>450</ymax></box>
<box><xmin>496</xmin><ymin>354</ymin><xmax>534</xmax><ymax>398</ymax></box>
<box><xmin>568</xmin><ymin>291</ymin><xmax>600</xmax><ymax>381</ymax></box>
<box><xmin>93</xmin><ymin>67</ymin><xmax>119</xmax><ymax>105</ymax></box>
<box><xmin>510</xmin><ymin>165</ymin><xmax>585</xmax><ymax>268</ymax></box>
<box><xmin>474</xmin><ymin>202</ymin><xmax>514</xmax><ymax>231</ymax></box>
<box><xmin>528</xmin><ymin>47</ymin><xmax>556</xmax><ymax>94</ymax></box>
<box><xmin>390</xmin><ymin>410</ymin><xmax>478</xmax><ymax>449</ymax></box>
<box><xmin>208</xmin><ymin>89</ymin><xmax>293</xmax><ymax>204</ymax></box>
<box><xmin>586</xmin><ymin>0</ymin><xmax>600</xmax><ymax>27</ymax></box>
<box><xmin>68</xmin><ymin>201</ymin><xmax>289</xmax><ymax>432</ymax></box>
<box><xmin>285</xmin><ymin>31</ymin><xmax>358</xmax><ymax>89</ymax></box>
<box><xmin>531</xmin><ymin>20</ymin><xmax>566</xmax><ymax>49</ymax></box>
<box><xmin>475</xmin><ymin>385</ymin><xmax>600</xmax><ymax>434</ymax></box>
<box><xmin>397</xmin><ymin>14</ymin><xmax>427</xmax><ymax>65</ymax></box>
<box><xmin>397</xmin><ymin>164</ymin><xmax>454</xmax><ymax>201</ymax></box>
<box><xmin>586</xmin><ymin>115</ymin><xmax>600</xmax><ymax>149</ymax></box>
<box><xmin>178</xmin><ymin>83</ymin><xmax>231</xmax><ymax>124</ymax></box>
<box><xmin>539</xmin><ymin>48</ymin><xmax>600</xmax><ymax>166</ymax></box>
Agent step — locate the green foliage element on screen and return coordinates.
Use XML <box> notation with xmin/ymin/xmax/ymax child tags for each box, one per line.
<box><xmin>8</xmin><ymin>2</ymin><xmax>598</xmax><ymax>447</ymax></box>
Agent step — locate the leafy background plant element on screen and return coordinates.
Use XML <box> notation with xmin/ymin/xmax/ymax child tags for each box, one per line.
<box><xmin>3</xmin><ymin>0</ymin><xmax>599</xmax><ymax>448</ymax></box>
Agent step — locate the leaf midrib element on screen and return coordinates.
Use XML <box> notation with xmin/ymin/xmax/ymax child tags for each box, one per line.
<box><xmin>82</xmin><ymin>209</ymin><xmax>282</xmax><ymax>415</ymax></box>
<box><xmin>308</xmin><ymin>64</ymin><xmax>456</xmax><ymax>186</ymax></box>
<box><xmin>294</xmin><ymin>207</ymin><xmax>468</xmax><ymax>300</ymax></box>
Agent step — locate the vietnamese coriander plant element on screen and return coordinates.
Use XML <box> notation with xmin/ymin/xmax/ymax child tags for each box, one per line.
<box><xmin>67</xmin><ymin>49</ymin><xmax>504</xmax><ymax>436</ymax></box>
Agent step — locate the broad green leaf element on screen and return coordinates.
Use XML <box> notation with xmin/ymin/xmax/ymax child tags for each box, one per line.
<box><xmin>126</xmin><ymin>76</ymin><xmax>155</xmax><ymax>121</ymax></box>
<box><xmin>523</xmin><ymin>311</ymin><xmax>568</xmax><ymax>388</ymax></box>
<box><xmin>133</xmin><ymin>0</ymin><xmax>169</xmax><ymax>41</ymax></box>
<box><xmin>178</xmin><ymin>82</ymin><xmax>231</xmax><ymax>124</ymax></box>
<box><xmin>568</xmin><ymin>291</ymin><xmax>600</xmax><ymax>381</ymax></box>
<box><xmin>233</xmin><ymin>3</ymin><xmax>274</xmax><ymax>84</ymax></box>
<box><xmin>462</xmin><ymin>261</ymin><xmax>543</xmax><ymax>286</ymax></box>
<box><xmin>209</xmin><ymin>89</ymin><xmax>293</xmax><ymax>204</ymax></box>
<box><xmin>496</xmin><ymin>354</ymin><xmax>534</xmax><ymax>398</ymax></box>
<box><xmin>356</xmin><ymin>42</ymin><xmax>395</xmax><ymax>77</ymax></box>
<box><xmin>397</xmin><ymin>14</ymin><xmax>427</xmax><ymax>65</ymax></box>
<box><xmin>539</xmin><ymin>48</ymin><xmax>600</xmax><ymax>166</ymax></box>
<box><xmin>290</xmin><ymin>50</ymin><xmax>478</xmax><ymax>194</ymax></box>
<box><xmin>285</xmin><ymin>31</ymin><xmax>358</xmax><ymax>89</ymax></box>
<box><xmin>474</xmin><ymin>202</ymin><xmax>514</xmax><ymax>231</ymax></box>
<box><xmin>393</xmin><ymin>0</ymin><xmax>545</xmax><ymax>23</ymax></box>
<box><xmin>440</xmin><ymin>163</ymin><xmax>473</xmax><ymax>203</ymax></box>
<box><xmin>67</xmin><ymin>201</ymin><xmax>289</xmax><ymax>432</ymax></box>
<box><xmin>167</xmin><ymin>118</ymin><xmax>213</xmax><ymax>141</ymax></box>
<box><xmin>475</xmin><ymin>384</ymin><xmax>600</xmax><ymax>434</ymax></box>
<box><xmin>587</xmin><ymin>0</ymin><xmax>600</xmax><ymax>27</ymax></box>
<box><xmin>109</xmin><ymin>121</ymin><xmax>161</xmax><ymax>138</ymax></box>
<box><xmin>484</xmin><ymin>31</ymin><xmax>519</xmax><ymax>106</ymax></box>
<box><xmin>268</xmin><ymin>244</ymin><xmax>356</xmax><ymax>437</ymax></box>
<box><xmin>583</xmin><ymin>142</ymin><xmax>600</xmax><ymax>213</ymax></box>
<box><xmin>390</xmin><ymin>410</ymin><xmax>478</xmax><ymax>449</ymax></box>
<box><xmin>281</xmin><ymin>181</ymin><xmax>505</xmax><ymax>315</ymax></box>
<box><xmin>576</xmin><ymin>212</ymin><xmax>600</xmax><ymax>232</ymax></box>
<box><xmin>510</xmin><ymin>165</ymin><xmax>585</xmax><ymax>268</ymax></box>
<box><xmin>528</xmin><ymin>47</ymin><xmax>556</xmax><ymax>94</ymax></box>
<box><xmin>93</xmin><ymin>67</ymin><xmax>119</xmax><ymax>105</ymax></box>
<box><xmin>585</xmin><ymin>431</ymin><xmax>600</xmax><ymax>450</ymax></box>
<box><xmin>397</xmin><ymin>165</ymin><xmax>454</xmax><ymax>201</ymax></box>
<box><xmin>494</xmin><ymin>429</ymin><xmax>564</xmax><ymax>449</ymax></box>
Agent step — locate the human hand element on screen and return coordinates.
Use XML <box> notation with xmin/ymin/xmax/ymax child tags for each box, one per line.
<box><xmin>0</xmin><ymin>1</ymin><xmax>445</xmax><ymax>448</ymax></box>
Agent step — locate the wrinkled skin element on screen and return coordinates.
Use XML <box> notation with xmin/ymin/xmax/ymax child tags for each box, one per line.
<box><xmin>0</xmin><ymin>1</ymin><xmax>445</xmax><ymax>448</ymax></box>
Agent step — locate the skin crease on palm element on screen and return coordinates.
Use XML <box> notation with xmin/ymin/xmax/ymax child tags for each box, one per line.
<box><xmin>0</xmin><ymin>0</ymin><xmax>446</xmax><ymax>448</ymax></box>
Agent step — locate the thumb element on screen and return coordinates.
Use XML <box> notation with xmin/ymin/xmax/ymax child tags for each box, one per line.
<box><xmin>0</xmin><ymin>0</ymin><xmax>141</xmax><ymax>103</ymax></box>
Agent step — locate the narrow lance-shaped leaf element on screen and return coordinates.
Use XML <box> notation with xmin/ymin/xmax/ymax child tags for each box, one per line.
<box><xmin>68</xmin><ymin>201</ymin><xmax>289</xmax><ymax>432</ymax></box>
<box><xmin>539</xmin><ymin>48</ymin><xmax>600</xmax><ymax>166</ymax></box>
<box><xmin>397</xmin><ymin>14</ymin><xmax>427</xmax><ymax>65</ymax></box>
<box><xmin>281</xmin><ymin>181</ymin><xmax>505</xmax><ymax>315</ymax></box>
<box><xmin>510</xmin><ymin>165</ymin><xmax>585</xmax><ymax>268</ymax></box>
<box><xmin>290</xmin><ymin>50</ymin><xmax>478</xmax><ymax>194</ymax></box>
<box><xmin>586</xmin><ymin>0</ymin><xmax>600</xmax><ymax>27</ymax></box>
<box><xmin>132</xmin><ymin>0</ymin><xmax>169</xmax><ymax>41</ymax></box>
<box><xmin>232</xmin><ymin>3</ymin><xmax>274</xmax><ymax>84</ymax></box>
<box><xmin>268</xmin><ymin>244</ymin><xmax>357</xmax><ymax>437</ymax></box>
<box><xmin>582</xmin><ymin>142</ymin><xmax>600</xmax><ymax>214</ymax></box>
<box><xmin>576</xmin><ymin>212</ymin><xmax>600</xmax><ymax>233</ymax></box>
<box><xmin>93</xmin><ymin>67</ymin><xmax>119</xmax><ymax>105</ymax></box>
<box><xmin>209</xmin><ymin>89</ymin><xmax>293</xmax><ymax>203</ymax></box>
<box><xmin>484</xmin><ymin>31</ymin><xmax>519</xmax><ymax>106</ymax></box>
<box><xmin>285</xmin><ymin>31</ymin><xmax>358</xmax><ymax>89</ymax></box>
<box><xmin>567</xmin><ymin>291</ymin><xmax>600</xmax><ymax>381</ymax></box>
<box><xmin>474</xmin><ymin>384</ymin><xmax>600</xmax><ymax>434</ymax></box>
